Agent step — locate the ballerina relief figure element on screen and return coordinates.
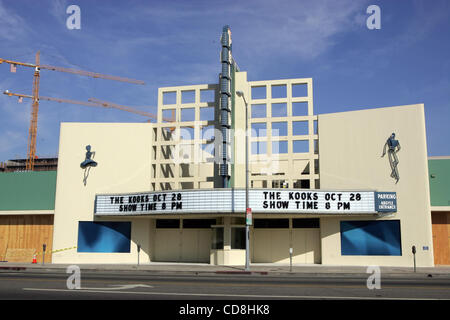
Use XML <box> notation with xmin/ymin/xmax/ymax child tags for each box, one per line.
<box><xmin>80</xmin><ymin>145</ymin><xmax>97</xmax><ymax>169</ymax></box>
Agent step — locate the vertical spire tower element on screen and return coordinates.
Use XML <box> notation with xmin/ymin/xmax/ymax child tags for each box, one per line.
<box><xmin>219</xmin><ymin>25</ymin><xmax>232</xmax><ymax>187</ymax></box>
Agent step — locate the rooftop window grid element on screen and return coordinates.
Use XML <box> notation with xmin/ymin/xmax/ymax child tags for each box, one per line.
<box><xmin>154</xmin><ymin>85</ymin><xmax>219</xmax><ymax>190</ymax></box>
<box><xmin>248</xmin><ymin>79</ymin><xmax>318</xmax><ymax>189</ymax></box>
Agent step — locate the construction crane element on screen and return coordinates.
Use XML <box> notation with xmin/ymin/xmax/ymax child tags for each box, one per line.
<box><xmin>3</xmin><ymin>91</ymin><xmax>161</xmax><ymax>123</ymax></box>
<box><xmin>4</xmin><ymin>91</ymin><xmax>184</xmax><ymax>130</ymax></box>
<box><xmin>0</xmin><ymin>51</ymin><xmax>145</xmax><ymax>170</ymax></box>
<box><xmin>88</xmin><ymin>98</ymin><xmax>176</xmax><ymax>125</ymax></box>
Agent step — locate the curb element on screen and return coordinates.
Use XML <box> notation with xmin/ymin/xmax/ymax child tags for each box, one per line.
<box><xmin>1</xmin><ymin>263</ymin><xmax>450</xmax><ymax>279</ymax></box>
<box><xmin>215</xmin><ymin>271</ymin><xmax>268</xmax><ymax>275</ymax></box>
<box><xmin>1</xmin><ymin>266</ymin><xmax>449</xmax><ymax>280</ymax></box>
<box><xmin>0</xmin><ymin>266</ymin><xmax>27</xmax><ymax>271</ymax></box>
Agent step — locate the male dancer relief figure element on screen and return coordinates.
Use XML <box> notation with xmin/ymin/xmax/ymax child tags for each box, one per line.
<box><xmin>382</xmin><ymin>133</ymin><xmax>401</xmax><ymax>183</ymax></box>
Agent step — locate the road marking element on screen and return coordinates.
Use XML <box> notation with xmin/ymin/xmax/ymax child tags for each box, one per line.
<box><xmin>80</xmin><ymin>284</ymin><xmax>153</xmax><ymax>290</ymax></box>
<box><xmin>5</xmin><ymin>276</ymin><xmax>450</xmax><ymax>291</ymax></box>
<box><xmin>0</xmin><ymin>272</ymin><xmax>22</xmax><ymax>275</ymax></box>
<box><xmin>22</xmin><ymin>288</ymin><xmax>450</xmax><ymax>300</ymax></box>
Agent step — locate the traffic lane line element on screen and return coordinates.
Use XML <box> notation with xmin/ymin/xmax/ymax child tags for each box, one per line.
<box><xmin>2</xmin><ymin>276</ymin><xmax>450</xmax><ymax>291</ymax></box>
<box><xmin>21</xmin><ymin>287</ymin><xmax>450</xmax><ymax>300</ymax></box>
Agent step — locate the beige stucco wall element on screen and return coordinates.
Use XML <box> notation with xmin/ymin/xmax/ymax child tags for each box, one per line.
<box><xmin>318</xmin><ymin>104</ymin><xmax>434</xmax><ymax>267</ymax></box>
<box><xmin>52</xmin><ymin>123</ymin><xmax>153</xmax><ymax>264</ymax></box>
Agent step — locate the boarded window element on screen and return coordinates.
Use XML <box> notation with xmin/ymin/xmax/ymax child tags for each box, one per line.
<box><xmin>340</xmin><ymin>220</ymin><xmax>402</xmax><ymax>256</ymax></box>
<box><xmin>77</xmin><ymin>222</ymin><xmax>131</xmax><ymax>253</ymax></box>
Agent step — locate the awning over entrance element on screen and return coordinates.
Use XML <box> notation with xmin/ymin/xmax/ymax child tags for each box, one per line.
<box><xmin>94</xmin><ymin>189</ymin><xmax>397</xmax><ymax>216</ymax></box>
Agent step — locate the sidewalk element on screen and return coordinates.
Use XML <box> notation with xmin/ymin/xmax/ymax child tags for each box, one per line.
<box><xmin>1</xmin><ymin>261</ymin><xmax>449</xmax><ymax>278</ymax></box>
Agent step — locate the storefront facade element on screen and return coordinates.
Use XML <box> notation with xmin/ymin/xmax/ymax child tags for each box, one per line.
<box><xmin>49</xmin><ymin>69</ymin><xmax>434</xmax><ymax>267</ymax></box>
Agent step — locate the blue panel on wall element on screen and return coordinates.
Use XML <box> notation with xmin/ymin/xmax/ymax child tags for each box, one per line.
<box><xmin>77</xmin><ymin>221</ymin><xmax>131</xmax><ymax>253</ymax></box>
<box><xmin>340</xmin><ymin>220</ymin><xmax>402</xmax><ymax>256</ymax></box>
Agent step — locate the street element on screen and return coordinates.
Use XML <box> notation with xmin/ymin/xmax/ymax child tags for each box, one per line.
<box><xmin>1</xmin><ymin>269</ymin><xmax>449</xmax><ymax>301</ymax></box>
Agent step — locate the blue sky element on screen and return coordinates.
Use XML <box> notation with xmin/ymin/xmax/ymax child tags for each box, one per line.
<box><xmin>0</xmin><ymin>0</ymin><xmax>449</xmax><ymax>161</ymax></box>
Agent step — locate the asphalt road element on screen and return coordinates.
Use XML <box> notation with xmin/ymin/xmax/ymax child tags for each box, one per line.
<box><xmin>0</xmin><ymin>269</ymin><xmax>449</xmax><ymax>301</ymax></box>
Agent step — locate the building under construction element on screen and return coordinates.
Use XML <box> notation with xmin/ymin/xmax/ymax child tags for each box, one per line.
<box><xmin>0</xmin><ymin>157</ymin><xmax>58</xmax><ymax>172</ymax></box>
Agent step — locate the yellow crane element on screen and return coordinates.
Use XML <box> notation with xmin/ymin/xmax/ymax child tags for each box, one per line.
<box><xmin>3</xmin><ymin>91</ymin><xmax>163</xmax><ymax>123</ymax></box>
<box><xmin>87</xmin><ymin>98</ymin><xmax>176</xmax><ymax>127</ymax></box>
<box><xmin>0</xmin><ymin>51</ymin><xmax>145</xmax><ymax>170</ymax></box>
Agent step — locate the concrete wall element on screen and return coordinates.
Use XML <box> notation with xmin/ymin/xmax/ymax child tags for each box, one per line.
<box><xmin>318</xmin><ymin>104</ymin><xmax>434</xmax><ymax>267</ymax></box>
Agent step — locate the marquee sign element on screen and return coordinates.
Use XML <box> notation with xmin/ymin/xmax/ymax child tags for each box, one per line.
<box><xmin>95</xmin><ymin>189</ymin><xmax>397</xmax><ymax>216</ymax></box>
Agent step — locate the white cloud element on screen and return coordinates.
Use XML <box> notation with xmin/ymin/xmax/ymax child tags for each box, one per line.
<box><xmin>0</xmin><ymin>0</ymin><xmax>28</xmax><ymax>41</ymax></box>
<box><xmin>0</xmin><ymin>129</ymin><xmax>25</xmax><ymax>153</ymax></box>
<box><xmin>49</xmin><ymin>0</ymin><xmax>69</xmax><ymax>25</ymax></box>
<box><xmin>104</xmin><ymin>0</ymin><xmax>369</xmax><ymax>60</ymax></box>
<box><xmin>233</xmin><ymin>0</ymin><xmax>370</xmax><ymax>60</ymax></box>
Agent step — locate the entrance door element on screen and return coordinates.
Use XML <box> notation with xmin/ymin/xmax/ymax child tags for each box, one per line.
<box><xmin>181</xmin><ymin>229</ymin><xmax>211</xmax><ymax>263</ymax></box>
<box><xmin>252</xmin><ymin>219</ymin><xmax>290</xmax><ymax>263</ymax></box>
<box><xmin>432</xmin><ymin>212</ymin><xmax>450</xmax><ymax>265</ymax></box>
<box><xmin>153</xmin><ymin>218</ymin><xmax>213</xmax><ymax>263</ymax></box>
<box><xmin>292</xmin><ymin>218</ymin><xmax>321</xmax><ymax>264</ymax></box>
<box><xmin>252</xmin><ymin>218</ymin><xmax>321</xmax><ymax>264</ymax></box>
<box><xmin>292</xmin><ymin>229</ymin><xmax>321</xmax><ymax>264</ymax></box>
<box><xmin>153</xmin><ymin>219</ymin><xmax>181</xmax><ymax>262</ymax></box>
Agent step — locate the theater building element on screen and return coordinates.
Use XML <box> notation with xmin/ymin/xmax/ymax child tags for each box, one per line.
<box><xmin>1</xmin><ymin>27</ymin><xmax>441</xmax><ymax>267</ymax></box>
<box><xmin>47</xmin><ymin>66</ymin><xmax>435</xmax><ymax>267</ymax></box>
